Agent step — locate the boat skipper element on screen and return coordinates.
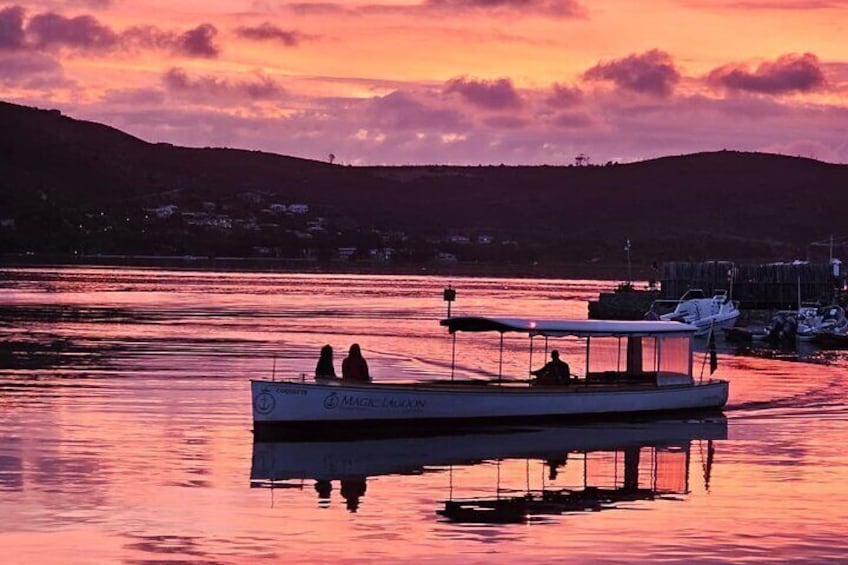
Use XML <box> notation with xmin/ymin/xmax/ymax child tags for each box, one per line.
<box><xmin>531</xmin><ymin>350</ymin><xmax>571</xmax><ymax>385</ymax></box>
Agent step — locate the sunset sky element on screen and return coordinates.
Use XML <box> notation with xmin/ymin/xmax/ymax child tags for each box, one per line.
<box><xmin>1</xmin><ymin>0</ymin><xmax>847</xmax><ymax>165</ymax></box>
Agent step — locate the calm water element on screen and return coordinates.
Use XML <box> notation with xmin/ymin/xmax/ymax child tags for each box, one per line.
<box><xmin>1</xmin><ymin>267</ymin><xmax>846</xmax><ymax>564</ymax></box>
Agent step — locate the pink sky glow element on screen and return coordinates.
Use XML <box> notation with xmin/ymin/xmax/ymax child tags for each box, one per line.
<box><xmin>1</xmin><ymin>0</ymin><xmax>847</xmax><ymax>165</ymax></box>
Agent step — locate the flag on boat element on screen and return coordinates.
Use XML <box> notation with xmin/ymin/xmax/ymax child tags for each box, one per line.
<box><xmin>708</xmin><ymin>327</ymin><xmax>718</xmax><ymax>375</ymax></box>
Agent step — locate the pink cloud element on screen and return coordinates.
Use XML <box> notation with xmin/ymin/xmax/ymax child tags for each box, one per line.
<box><xmin>101</xmin><ymin>87</ymin><xmax>165</xmax><ymax>106</ymax></box>
<box><xmin>31</xmin><ymin>1</ymin><xmax>115</xmax><ymax>8</ymax></box>
<box><xmin>367</xmin><ymin>90</ymin><xmax>464</xmax><ymax>130</ymax></box>
<box><xmin>444</xmin><ymin>76</ymin><xmax>522</xmax><ymax>109</ymax></box>
<box><xmin>484</xmin><ymin>114</ymin><xmax>526</xmax><ymax>128</ymax></box>
<box><xmin>552</xmin><ymin>111</ymin><xmax>594</xmax><ymax>128</ymax></box>
<box><xmin>235</xmin><ymin>22</ymin><xmax>302</xmax><ymax>46</ymax></box>
<box><xmin>0</xmin><ymin>5</ymin><xmax>25</xmax><ymax>49</ymax></box>
<box><xmin>284</xmin><ymin>0</ymin><xmax>586</xmax><ymax>17</ymax></box>
<box><xmin>423</xmin><ymin>0</ymin><xmax>586</xmax><ymax>17</ymax></box>
<box><xmin>163</xmin><ymin>67</ymin><xmax>283</xmax><ymax>102</ymax></box>
<box><xmin>0</xmin><ymin>50</ymin><xmax>62</xmax><ymax>83</ymax></box>
<box><xmin>546</xmin><ymin>83</ymin><xmax>582</xmax><ymax>107</ymax></box>
<box><xmin>763</xmin><ymin>139</ymin><xmax>842</xmax><ymax>162</ymax></box>
<box><xmin>72</xmin><ymin>0</ymin><xmax>112</xmax><ymax>8</ymax></box>
<box><xmin>583</xmin><ymin>49</ymin><xmax>680</xmax><ymax>97</ymax></box>
<box><xmin>707</xmin><ymin>53</ymin><xmax>826</xmax><ymax>94</ymax></box>
<box><xmin>684</xmin><ymin>1</ymin><xmax>842</xmax><ymax>10</ymax></box>
<box><xmin>56</xmin><ymin>88</ymin><xmax>848</xmax><ymax>166</ymax></box>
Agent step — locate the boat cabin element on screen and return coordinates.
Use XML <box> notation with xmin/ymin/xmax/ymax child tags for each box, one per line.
<box><xmin>440</xmin><ymin>317</ymin><xmax>698</xmax><ymax>387</ymax></box>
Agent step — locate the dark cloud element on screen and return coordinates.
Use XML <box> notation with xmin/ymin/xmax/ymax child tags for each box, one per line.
<box><xmin>0</xmin><ymin>5</ymin><xmax>25</xmax><ymax>49</ymax></box>
<box><xmin>121</xmin><ymin>24</ymin><xmax>221</xmax><ymax>58</ymax></box>
<box><xmin>27</xmin><ymin>11</ymin><xmax>118</xmax><ymax>49</ymax></box>
<box><xmin>174</xmin><ymin>24</ymin><xmax>218</xmax><ymax>58</ymax></box>
<box><xmin>707</xmin><ymin>53</ymin><xmax>826</xmax><ymax>94</ymax></box>
<box><xmin>444</xmin><ymin>76</ymin><xmax>521</xmax><ymax>109</ymax></box>
<box><xmin>119</xmin><ymin>25</ymin><xmax>174</xmax><ymax>50</ymax></box>
<box><xmin>583</xmin><ymin>49</ymin><xmax>680</xmax><ymax>97</ymax></box>
<box><xmin>163</xmin><ymin>67</ymin><xmax>283</xmax><ymax>102</ymax></box>
<box><xmin>235</xmin><ymin>22</ymin><xmax>301</xmax><ymax>46</ymax></box>
<box><xmin>546</xmin><ymin>83</ymin><xmax>582</xmax><ymax>107</ymax></box>
<box><xmin>2</xmin><ymin>7</ymin><xmax>219</xmax><ymax>58</ymax></box>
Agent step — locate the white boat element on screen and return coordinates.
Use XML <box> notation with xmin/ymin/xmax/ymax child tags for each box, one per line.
<box><xmin>798</xmin><ymin>304</ymin><xmax>847</xmax><ymax>340</ymax></box>
<box><xmin>654</xmin><ymin>289</ymin><xmax>740</xmax><ymax>336</ymax></box>
<box><xmin>251</xmin><ymin>315</ymin><xmax>729</xmax><ymax>439</ymax></box>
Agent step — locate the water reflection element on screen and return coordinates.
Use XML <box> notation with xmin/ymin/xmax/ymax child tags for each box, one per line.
<box><xmin>250</xmin><ymin>417</ymin><xmax>726</xmax><ymax>521</ymax></box>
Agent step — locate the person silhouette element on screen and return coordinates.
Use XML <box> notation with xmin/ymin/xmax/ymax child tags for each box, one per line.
<box><xmin>315</xmin><ymin>344</ymin><xmax>336</xmax><ymax>378</ymax></box>
<box><xmin>341</xmin><ymin>343</ymin><xmax>370</xmax><ymax>382</ymax></box>
<box><xmin>531</xmin><ymin>350</ymin><xmax>571</xmax><ymax>385</ymax></box>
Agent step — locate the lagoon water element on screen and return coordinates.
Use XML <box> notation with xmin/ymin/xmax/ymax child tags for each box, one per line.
<box><xmin>1</xmin><ymin>267</ymin><xmax>847</xmax><ymax>564</ymax></box>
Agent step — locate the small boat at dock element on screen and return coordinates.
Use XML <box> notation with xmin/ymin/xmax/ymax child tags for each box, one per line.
<box><xmin>651</xmin><ymin>289</ymin><xmax>740</xmax><ymax>336</ymax></box>
<box><xmin>725</xmin><ymin>304</ymin><xmax>848</xmax><ymax>345</ymax></box>
<box><xmin>251</xmin><ymin>310</ymin><xmax>728</xmax><ymax>439</ymax></box>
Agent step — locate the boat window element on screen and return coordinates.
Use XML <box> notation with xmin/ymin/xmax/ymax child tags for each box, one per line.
<box><xmin>586</xmin><ymin>337</ymin><xmax>623</xmax><ymax>374</ymax></box>
<box><xmin>658</xmin><ymin>336</ymin><xmax>691</xmax><ymax>378</ymax></box>
<box><xmin>640</xmin><ymin>337</ymin><xmax>658</xmax><ymax>373</ymax></box>
<box><xmin>587</xmin><ymin>336</ymin><xmax>659</xmax><ymax>376</ymax></box>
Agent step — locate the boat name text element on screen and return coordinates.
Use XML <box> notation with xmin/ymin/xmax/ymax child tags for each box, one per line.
<box><xmin>324</xmin><ymin>392</ymin><xmax>426</xmax><ymax>411</ymax></box>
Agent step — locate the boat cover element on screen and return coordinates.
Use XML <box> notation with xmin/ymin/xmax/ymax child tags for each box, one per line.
<box><xmin>440</xmin><ymin>316</ymin><xmax>696</xmax><ymax>337</ymax></box>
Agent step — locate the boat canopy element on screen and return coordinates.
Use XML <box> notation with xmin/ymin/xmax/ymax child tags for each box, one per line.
<box><xmin>440</xmin><ymin>316</ymin><xmax>697</xmax><ymax>338</ymax></box>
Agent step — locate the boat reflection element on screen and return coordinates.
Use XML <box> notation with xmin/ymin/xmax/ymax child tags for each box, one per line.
<box><xmin>250</xmin><ymin>417</ymin><xmax>726</xmax><ymax>520</ymax></box>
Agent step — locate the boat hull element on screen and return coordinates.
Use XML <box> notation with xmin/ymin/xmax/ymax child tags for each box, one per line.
<box><xmin>691</xmin><ymin>311</ymin><xmax>740</xmax><ymax>336</ymax></box>
<box><xmin>251</xmin><ymin>379</ymin><xmax>729</xmax><ymax>439</ymax></box>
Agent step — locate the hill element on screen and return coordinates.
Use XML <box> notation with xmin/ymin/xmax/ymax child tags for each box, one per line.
<box><xmin>1</xmin><ymin>100</ymin><xmax>846</xmax><ymax>268</ymax></box>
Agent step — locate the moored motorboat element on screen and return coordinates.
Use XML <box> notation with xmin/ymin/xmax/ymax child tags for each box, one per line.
<box><xmin>652</xmin><ymin>289</ymin><xmax>740</xmax><ymax>336</ymax></box>
<box><xmin>251</xmin><ymin>313</ymin><xmax>729</xmax><ymax>439</ymax></box>
<box><xmin>725</xmin><ymin>303</ymin><xmax>847</xmax><ymax>345</ymax></box>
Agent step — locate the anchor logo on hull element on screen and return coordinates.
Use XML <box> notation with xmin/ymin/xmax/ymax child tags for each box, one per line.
<box><xmin>324</xmin><ymin>392</ymin><xmax>340</xmax><ymax>409</ymax></box>
<box><xmin>254</xmin><ymin>392</ymin><xmax>276</xmax><ymax>415</ymax></box>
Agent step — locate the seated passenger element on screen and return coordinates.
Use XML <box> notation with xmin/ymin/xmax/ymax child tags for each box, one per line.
<box><xmin>315</xmin><ymin>344</ymin><xmax>336</xmax><ymax>379</ymax></box>
<box><xmin>342</xmin><ymin>343</ymin><xmax>371</xmax><ymax>382</ymax></box>
<box><xmin>531</xmin><ymin>350</ymin><xmax>571</xmax><ymax>385</ymax></box>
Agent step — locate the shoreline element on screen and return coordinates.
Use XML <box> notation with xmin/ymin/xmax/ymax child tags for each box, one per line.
<box><xmin>0</xmin><ymin>254</ymin><xmax>654</xmax><ymax>282</ymax></box>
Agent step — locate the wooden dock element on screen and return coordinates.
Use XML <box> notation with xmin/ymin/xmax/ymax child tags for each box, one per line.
<box><xmin>589</xmin><ymin>261</ymin><xmax>842</xmax><ymax>319</ymax></box>
<box><xmin>661</xmin><ymin>261</ymin><xmax>840</xmax><ymax>309</ymax></box>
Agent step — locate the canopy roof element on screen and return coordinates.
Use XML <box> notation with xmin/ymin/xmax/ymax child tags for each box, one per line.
<box><xmin>440</xmin><ymin>316</ymin><xmax>696</xmax><ymax>337</ymax></box>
